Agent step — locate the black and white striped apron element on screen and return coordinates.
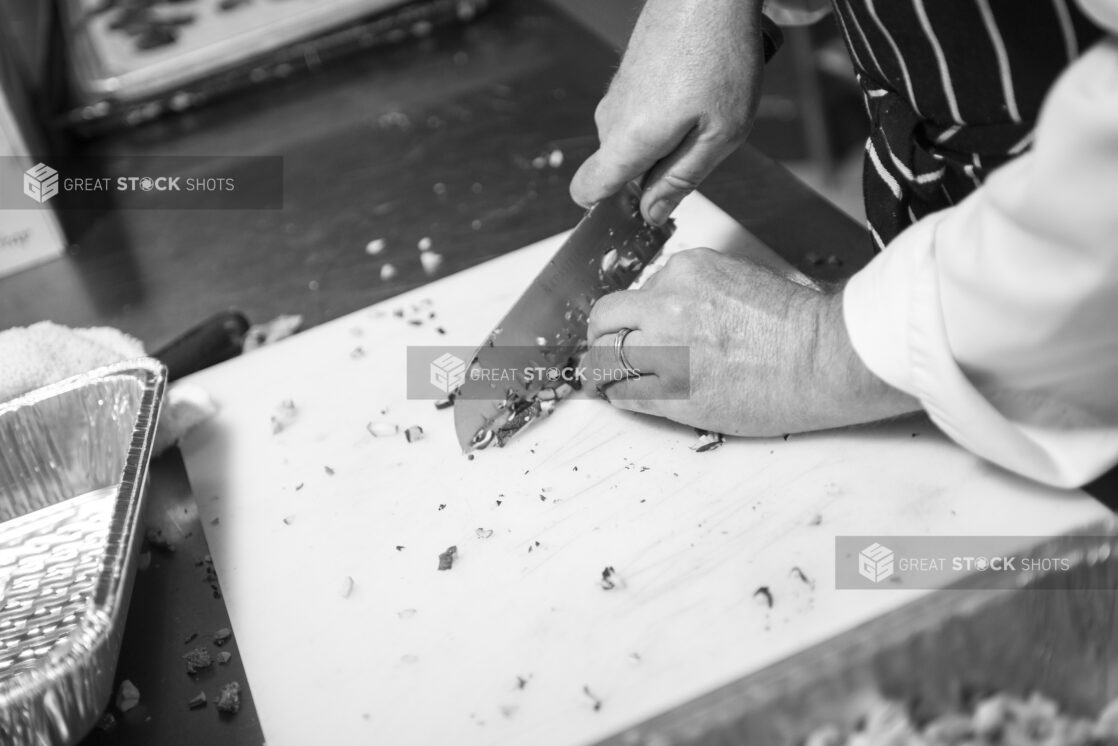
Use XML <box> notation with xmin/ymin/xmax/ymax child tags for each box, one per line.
<box><xmin>831</xmin><ymin>0</ymin><xmax>1104</xmax><ymax>250</ymax></box>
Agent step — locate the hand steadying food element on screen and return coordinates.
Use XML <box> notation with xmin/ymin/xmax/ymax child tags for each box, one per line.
<box><xmin>582</xmin><ymin>248</ymin><xmax>917</xmax><ymax>436</ymax></box>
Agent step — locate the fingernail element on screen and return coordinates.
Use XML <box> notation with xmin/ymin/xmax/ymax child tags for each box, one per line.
<box><xmin>648</xmin><ymin>200</ymin><xmax>670</xmax><ymax>226</ymax></box>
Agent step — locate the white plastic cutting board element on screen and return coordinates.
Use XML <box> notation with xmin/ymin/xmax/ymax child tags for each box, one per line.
<box><xmin>180</xmin><ymin>194</ymin><xmax>1108</xmax><ymax>746</ymax></box>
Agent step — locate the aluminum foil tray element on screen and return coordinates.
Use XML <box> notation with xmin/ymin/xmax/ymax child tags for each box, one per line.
<box><xmin>0</xmin><ymin>360</ymin><xmax>166</xmax><ymax>746</ymax></box>
<box><xmin>601</xmin><ymin>520</ymin><xmax>1118</xmax><ymax>745</ymax></box>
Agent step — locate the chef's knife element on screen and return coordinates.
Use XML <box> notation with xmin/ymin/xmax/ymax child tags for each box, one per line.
<box><xmin>453</xmin><ymin>183</ymin><xmax>674</xmax><ymax>451</ymax></box>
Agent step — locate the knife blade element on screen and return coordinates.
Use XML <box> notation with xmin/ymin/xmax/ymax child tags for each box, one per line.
<box><xmin>453</xmin><ymin>183</ymin><xmax>674</xmax><ymax>452</ymax></box>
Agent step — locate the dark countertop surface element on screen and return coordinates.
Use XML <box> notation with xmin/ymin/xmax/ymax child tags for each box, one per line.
<box><xmin>0</xmin><ymin>1</ymin><xmax>874</xmax><ymax>743</ymax></box>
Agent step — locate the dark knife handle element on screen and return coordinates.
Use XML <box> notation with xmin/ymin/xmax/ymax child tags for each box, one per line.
<box><xmin>152</xmin><ymin>310</ymin><xmax>250</xmax><ymax>382</ymax></box>
<box><xmin>761</xmin><ymin>14</ymin><xmax>784</xmax><ymax>64</ymax></box>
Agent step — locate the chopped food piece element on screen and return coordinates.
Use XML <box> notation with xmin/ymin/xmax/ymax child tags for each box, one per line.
<box><xmin>420</xmin><ymin>251</ymin><xmax>444</xmax><ymax>275</ymax></box>
<box><xmin>753</xmin><ymin>586</ymin><xmax>774</xmax><ymax>609</ymax></box>
<box><xmin>808</xmin><ymin>513</ymin><xmax>823</xmax><ymax>526</ymax></box>
<box><xmin>183</xmin><ymin>632</ymin><xmax>198</xmax><ymax>644</ymax></box>
<box><xmin>475</xmin><ymin>528</ymin><xmax>494</xmax><ymax>539</ymax></box>
<box><xmin>437</xmin><ymin>545</ymin><xmax>458</xmax><ymax>571</ymax></box>
<box><xmin>404</xmin><ymin>425</ymin><xmax>425</xmax><ymax>443</ymax></box>
<box><xmin>187</xmin><ymin>692</ymin><xmax>207</xmax><ymax>710</ymax></box>
<box><xmin>790</xmin><ymin>567</ymin><xmax>813</xmax><ymax>587</ymax></box>
<box><xmin>583</xmin><ymin>685</ymin><xmax>602</xmax><ymax>712</ymax></box>
<box><xmin>365</xmin><ymin>238</ymin><xmax>386</xmax><ymax>255</ymax></box>
<box><xmin>215</xmin><ymin>682</ymin><xmax>241</xmax><ymax>715</ymax></box>
<box><xmin>270</xmin><ymin>399</ymin><xmax>298</xmax><ymax>434</ymax></box>
<box><xmin>282</xmin><ymin>515</ymin><xmax>295</xmax><ymax>526</ymax></box>
<box><xmin>380</xmin><ymin>263</ymin><xmax>398</xmax><ymax>281</ymax></box>
<box><xmin>213</xmin><ymin>628</ymin><xmax>232</xmax><ymax>646</ymax></box>
<box><xmin>548</xmin><ymin>149</ymin><xmax>564</xmax><ymax>168</ymax></box>
<box><xmin>434</xmin><ymin>395</ymin><xmax>456</xmax><ymax>410</ymax></box>
<box><xmin>210</xmin><ymin>517</ymin><xmax>220</xmax><ymax>526</ymax></box>
<box><xmin>183</xmin><ymin>647</ymin><xmax>213</xmax><ymax>675</ymax></box>
<box><xmin>691</xmin><ymin>430</ymin><xmax>725</xmax><ymax>453</ymax></box>
<box><xmin>417</xmin><ymin>237</ymin><xmax>433</xmax><ymax>252</ymax></box>
<box><xmin>351</xmin><ymin>346</ymin><xmax>366</xmax><ymax>360</ymax></box>
<box><xmin>600</xmin><ymin>566</ymin><xmax>618</xmax><ymax>591</ymax></box>
<box><xmin>367</xmin><ymin>422</ymin><xmax>399</xmax><ymax>437</ymax></box>
<box><xmin>243</xmin><ymin>314</ymin><xmax>302</xmax><ymax>352</ymax></box>
<box><xmin>97</xmin><ymin>712</ymin><xmax>117</xmax><ymax>732</ymax></box>
<box><xmin>531</xmin><ymin>155</ymin><xmax>547</xmax><ymax>169</ymax></box>
<box><xmin>340</xmin><ymin>576</ymin><xmax>355</xmax><ymax>598</ymax></box>
<box><xmin>144</xmin><ymin>526</ymin><xmax>175</xmax><ymax>553</ymax></box>
<box><xmin>216</xmin><ymin>652</ymin><xmax>232</xmax><ymax>665</ymax></box>
<box><xmin>516</xmin><ymin>676</ymin><xmax>529</xmax><ymax>690</ymax></box>
<box><xmin>117</xmin><ymin>680</ymin><xmax>140</xmax><ymax>712</ymax></box>
<box><xmin>395</xmin><ymin>545</ymin><xmax>405</xmax><ymax>551</ymax></box>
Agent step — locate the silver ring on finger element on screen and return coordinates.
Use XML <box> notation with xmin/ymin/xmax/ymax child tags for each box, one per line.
<box><xmin>614</xmin><ymin>327</ymin><xmax>641</xmax><ymax>379</ymax></box>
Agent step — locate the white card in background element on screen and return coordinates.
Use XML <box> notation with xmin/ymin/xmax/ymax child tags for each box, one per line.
<box><xmin>0</xmin><ymin>48</ymin><xmax>65</xmax><ymax>280</ymax></box>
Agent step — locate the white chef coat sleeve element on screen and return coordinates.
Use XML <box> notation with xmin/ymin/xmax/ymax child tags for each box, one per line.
<box><xmin>841</xmin><ymin>31</ymin><xmax>1118</xmax><ymax>488</ymax></box>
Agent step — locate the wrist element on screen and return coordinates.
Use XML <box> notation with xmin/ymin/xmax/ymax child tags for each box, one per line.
<box><xmin>808</xmin><ymin>284</ymin><xmax>920</xmax><ymax>427</ymax></box>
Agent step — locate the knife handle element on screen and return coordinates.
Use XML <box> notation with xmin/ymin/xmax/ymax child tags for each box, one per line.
<box><xmin>761</xmin><ymin>14</ymin><xmax>784</xmax><ymax>65</ymax></box>
<box><xmin>152</xmin><ymin>310</ymin><xmax>250</xmax><ymax>382</ymax></box>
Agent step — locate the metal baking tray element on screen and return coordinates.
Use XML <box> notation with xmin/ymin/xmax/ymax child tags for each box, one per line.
<box><xmin>0</xmin><ymin>360</ymin><xmax>166</xmax><ymax>746</ymax></box>
<box><xmin>58</xmin><ymin>0</ymin><xmax>492</xmax><ymax>132</ymax></box>
<box><xmin>601</xmin><ymin>520</ymin><xmax>1118</xmax><ymax>745</ymax></box>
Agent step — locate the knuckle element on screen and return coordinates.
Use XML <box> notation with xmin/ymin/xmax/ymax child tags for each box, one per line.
<box><xmin>661</xmin><ymin>172</ymin><xmax>700</xmax><ymax>194</ymax></box>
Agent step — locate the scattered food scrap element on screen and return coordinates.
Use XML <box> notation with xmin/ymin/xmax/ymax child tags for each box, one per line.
<box><xmin>324</xmin><ymin>465</ymin><xmax>335</xmax><ymax>476</ymax></box>
<box><xmin>548</xmin><ymin>149</ymin><xmax>564</xmax><ymax>168</ymax></box>
<box><xmin>583</xmin><ymin>685</ymin><xmax>602</xmax><ymax>712</ymax></box>
<box><xmin>209</xmin><ymin>517</ymin><xmax>220</xmax><ymax>526</ymax></box>
<box><xmin>397</xmin><ymin>608</ymin><xmax>417</xmax><ymax>620</ymax></box>
<box><xmin>434</xmin><ymin>395</ymin><xmax>455</xmax><ymax>410</ymax></box>
<box><xmin>380</xmin><ymin>263</ymin><xmax>398</xmax><ymax>281</ymax></box>
<box><xmin>340</xmin><ymin>576</ymin><xmax>355</xmax><ymax>598</ymax></box>
<box><xmin>516</xmin><ymin>675</ymin><xmax>530</xmax><ymax>690</ymax></box>
<box><xmin>600</xmin><ymin>566</ymin><xmax>619</xmax><ymax>591</ymax></box>
<box><xmin>213</xmin><ymin>628</ymin><xmax>232</xmax><ymax>647</ymax></box>
<box><xmin>282</xmin><ymin>515</ymin><xmax>295</xmax><ymax>526</ymax></box>
<box><xmin>351</xmin><ymin>346</ymin><xmax>366</xmax><ymax>360</ymax></box>
<box><xmin>420</xmin><ymin>251</ymin><xmax>444</xmax><ymax>275</ymax></box>
<box><xmin>183</xmin><ymin>647</ymin><xmax>213</xmax><ymax>675</ymax></box>
<box><xmin>475</xmin><ymin>528</ymin><xmax>494</xmax><ymax>539</ymax></box>
<box><xmin>367</xmin><ymin>422</ymin><xmax>399</xmax><ymax>438</ymax></box>
<box><xmin>96</xmin><ymin>713</ymin><xmax>117</xmax><ymax>732</ymax></box>
<box><xmin>790</xmin><ymin>567</ymin><xmax>814</xmax><ymax>587</ymax></box>
<box><xmin>295</xmin><ymin>483</ymin><xmax>304</xmax><ymax>492</ymax></box>
<box><xmin>417</xmin><ymin>237</ymin><xmax>433</xmax><ymax>252</ymax></box>
<box><xmin>117</xmin><ymin>680</ymin><xmax>140</xmax><ymax>712</ymax></box>
<box><xmin>183</xmin><ymin>632</ymin><xmax>198</xmax><ymax>645</ymax></box>
<box><xmin>395</xmin><ymin>545</ymin><xmax>405</xmax><ymax>551</ymax></box>
<box><xmin>187</xmin><ymin>691</ymin><xmax>207</xmax><ymax>710</ymax></box>
<box><xmin>404</xmin><ymin>425</ymin><xmax>425</xmax><ymax>443</ymax></box>
<box><xmin>808</xmin><ymin>513</ymin><xmax>823</xmax><ymax>527</ymax></box>
<box><xmin>243</xmin><ymin>314</ymin><xmax>302</xmax><ymax>352</ymax></box>
<box><xmin>216</xmin><ymin>652</ymin><xmax>232</xmax><ymax>665</ymax></box>
<box><xmin>438</xmin><ymin>504</ymin><xmax>446</xmax><ymax>511</ymax></box>
<box><xmin>437</xmin><ymin>545</ymin><xmax>458</xmax><ymax>571</ymax></box>
<box><xmin>691</xmin><ymin>430</ymin><xmax>725</xmax><ymax>453</ymax></box>
<box><xmin>270</xmin><ymin>399</ymin><xmax>298</xmax><ymax>434</ymax></box>
<box><xmin>215</xmin><ymin>682</ymin><xmax>241</xmax><ymax>715</ymax></box>
<box><xmin>753</xmin><ymin>586</ymin><xmax>774</xmax><ymax>609</ymax></box>
<box><xmin>144</xmin><ymin>526</ymin><xmax>175</xmax><ymax>553</ymax></box>
<box><xmin>365</xmin><ymin>238</ymin><xmax>386</xmax><ymax>255</ymax></box>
